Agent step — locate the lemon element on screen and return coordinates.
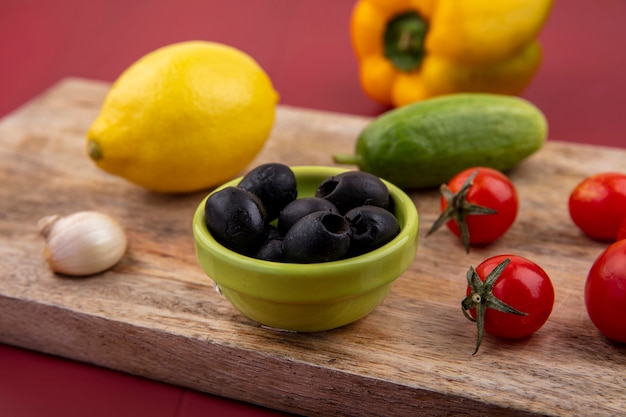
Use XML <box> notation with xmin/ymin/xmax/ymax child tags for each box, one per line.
<box><xmin>86</xmin><ymin>41</ymin><xmax>279</xmax><ymax>193</ymax></box>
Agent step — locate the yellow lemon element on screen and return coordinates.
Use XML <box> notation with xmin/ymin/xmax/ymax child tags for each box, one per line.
<box><xmin>86</xmin><ymin>41</ymin><xmax>279</xmax><ymax>193</ymax></box>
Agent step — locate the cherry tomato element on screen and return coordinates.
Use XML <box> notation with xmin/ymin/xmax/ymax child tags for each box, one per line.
<box><xmin>618</xmin><ymin>216</ymin><xmax>626</xmax><ymax>241</ymax></box>
<box><xmin>462</xmin><ymin>254</ymin><xmax>555</xmax><ymax>354</ymax></box>
<box><xmin>585</xmin><ymin>240</ymin><xmax>626</xmax><ymax>343</ymax></box>
<box><xmin>569</xmin><ymin>172</ymin><xmax>626</xmax><ymax>242</ymax></box>
<box><xmin>428</xmin><ymin>167</ymin><xmax>518</xmax><ymax>253</ymax></box>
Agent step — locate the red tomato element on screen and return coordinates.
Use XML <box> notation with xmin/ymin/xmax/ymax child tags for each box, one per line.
<box><xmin>618</xmin><ymin>216</ymin><xmax>626</xmax><ymax>241</ymax></box>
<box><xmin>463</xmin><ymin>255</ymin><xmax>555</xmax><ymax>353</ymax></box>
<box><xmin>428</xmin><ymin>167</ymin><xmax>518</xmax><ymax>252</ymax></box>
<box><xmin>585</xmin><ymin>240</ymin><xmax>626</xmax><ymax>343</ymax></box>
<box><xmin>569</xmin><ymin>172</ymin><xmax>626</xmax><ymax>241</ymax></box>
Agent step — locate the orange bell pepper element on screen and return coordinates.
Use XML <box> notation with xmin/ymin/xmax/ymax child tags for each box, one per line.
<box><xmin>350</xmin><ymin>0</ymin><xmax>554</xmax><ymax>107</ymax></box>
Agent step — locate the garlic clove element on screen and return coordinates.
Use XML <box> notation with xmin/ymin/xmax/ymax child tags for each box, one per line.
<box><xmin>38</xmin><ymin>211</ymin><xmax>127</xmax><ymax>277</ymax></box>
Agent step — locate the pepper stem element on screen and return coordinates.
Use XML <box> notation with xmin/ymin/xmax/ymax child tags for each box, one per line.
<box><xmin>384</xmin><ymin>11</ymin><xmax>428</xmax><ymax>72</ymax></box>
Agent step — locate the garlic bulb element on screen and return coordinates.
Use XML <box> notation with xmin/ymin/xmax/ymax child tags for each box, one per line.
<box><xmin>38</xmin><ymin>211</ymin><xmax>127</xmax><ymax>277</ymax></box>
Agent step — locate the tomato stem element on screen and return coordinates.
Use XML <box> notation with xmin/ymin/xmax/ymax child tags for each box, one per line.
<box><xmin>461</xmin><ymin>258</ymin><xmax>529</xmax><ymax>355</ymax></box>
<box><xmin>427</xmin><ymin>169</ymin><xmax>498</xmax><ymax>253</ymax></box>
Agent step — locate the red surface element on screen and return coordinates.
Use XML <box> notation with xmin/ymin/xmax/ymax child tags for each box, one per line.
<box><xmin>1</xmin><ymin>1</ymin><xmax>625</xmax><ymax>416</ymax></box>
<box><xmin>0</xmin><ymin>344</ymin><xmax>290</xmax><ymax>416</ymax></box>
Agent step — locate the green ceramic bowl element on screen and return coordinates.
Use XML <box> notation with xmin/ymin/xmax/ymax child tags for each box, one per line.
<box><xmin>193</xmin><ymin>166</ymin><xmax>419</xmax><ymax>332</ymax></box>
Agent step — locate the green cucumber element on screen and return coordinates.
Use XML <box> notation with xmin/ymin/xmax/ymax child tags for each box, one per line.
<box><xmin>334</xmin><ymin>93</ymin><xmax>547</xmax><ymax>189</ymax></box>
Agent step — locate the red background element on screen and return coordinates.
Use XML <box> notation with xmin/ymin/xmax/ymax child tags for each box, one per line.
<box><xmin>1</xmin><ymin>0</ymin><xmax>625</xmax><ymax>416</ymax></box>
<box><xmin>2</xmin><ymin>0</ymin><xmax>626</xmax><ymax>147</ymax></box>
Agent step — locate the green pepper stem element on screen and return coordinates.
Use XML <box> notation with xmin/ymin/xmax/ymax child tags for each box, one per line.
<box><xmin>384</xmin><ymin>11</ymin><xmax>428</xmax><ymax>72</ymax></box>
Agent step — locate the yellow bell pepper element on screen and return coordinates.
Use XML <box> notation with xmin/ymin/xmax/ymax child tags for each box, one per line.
<box><xmin>350</xmin><ymin>0</ymin><xmax>553</xmax><ymax>107</ymax></box>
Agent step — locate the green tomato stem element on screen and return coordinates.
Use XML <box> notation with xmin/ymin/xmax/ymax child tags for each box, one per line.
<box><xmin>461</xmin><ymin>259</ymin><xmax>529</xmax><ymax>355</ymax></box>
<box><xmin>426</xmin><ymin>168</ymin><xmax>498</xmax><ymax>253</ymax></box>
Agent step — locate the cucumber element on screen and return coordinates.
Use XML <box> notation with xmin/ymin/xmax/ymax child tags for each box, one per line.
<box><xmin>334</xmin><ymin>93</ymin><xmax>547</xmax><ymax>189</ymax></box>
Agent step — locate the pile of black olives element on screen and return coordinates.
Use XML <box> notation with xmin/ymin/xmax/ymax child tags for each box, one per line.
<box><xmin>204</xmin><ymin>163</ymin><xmax>401</xmax><ymax>263</ymax></box>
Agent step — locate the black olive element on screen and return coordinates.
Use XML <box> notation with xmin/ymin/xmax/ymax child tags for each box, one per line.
<box><xmin>282</xmin><ymin>212</ymin><xmax>351</xmax><ymax>263</ymax></box>
<box><xmin>345</xmin><ymin>206</ymin><xmax>401</xmax><ymax>257</ymax></box>
<box><xmin>204</xmin><ymin>187</ymin><xmax>268</xmax><ymax>255</ymax></box>
<box><xmin>252</xmin><ymin>227</ymin><xmax>284</xmax><ymax>261</ymax></box>
<box><xmin>267</xmin><ymin>225</ymin><xmax>282</xmax><ymax>240</ymax></box>
<box><xmin>315</xmin><ymin>171</ymin><xmax>390</xmax><ymax>214</ymax></box>
<box><xmin>238</xmin><ymin>163</ymin><xmax>297</xmax><ymax>220</ymax></box>
<box><xmin>253</xmin><ymin>238</ymin><xmax>284</xmax><ymax>261</ymax></box>
<box><xmin>277</xmin><ymin>197</ymin><xmax>340</xmax><ymax>235</ymax></box>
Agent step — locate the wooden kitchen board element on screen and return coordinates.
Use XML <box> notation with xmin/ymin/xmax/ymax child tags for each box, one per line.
<box><xmin>1</xmin><ymin>78</ymin><xmax>625</xmax><ymax>417</ymax></box>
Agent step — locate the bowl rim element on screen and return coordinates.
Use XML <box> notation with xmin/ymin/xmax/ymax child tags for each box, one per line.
<box><xmin>192</xmin><ymin>165</ymin><xmax>419</xmax><ymax>289</ymax></box>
